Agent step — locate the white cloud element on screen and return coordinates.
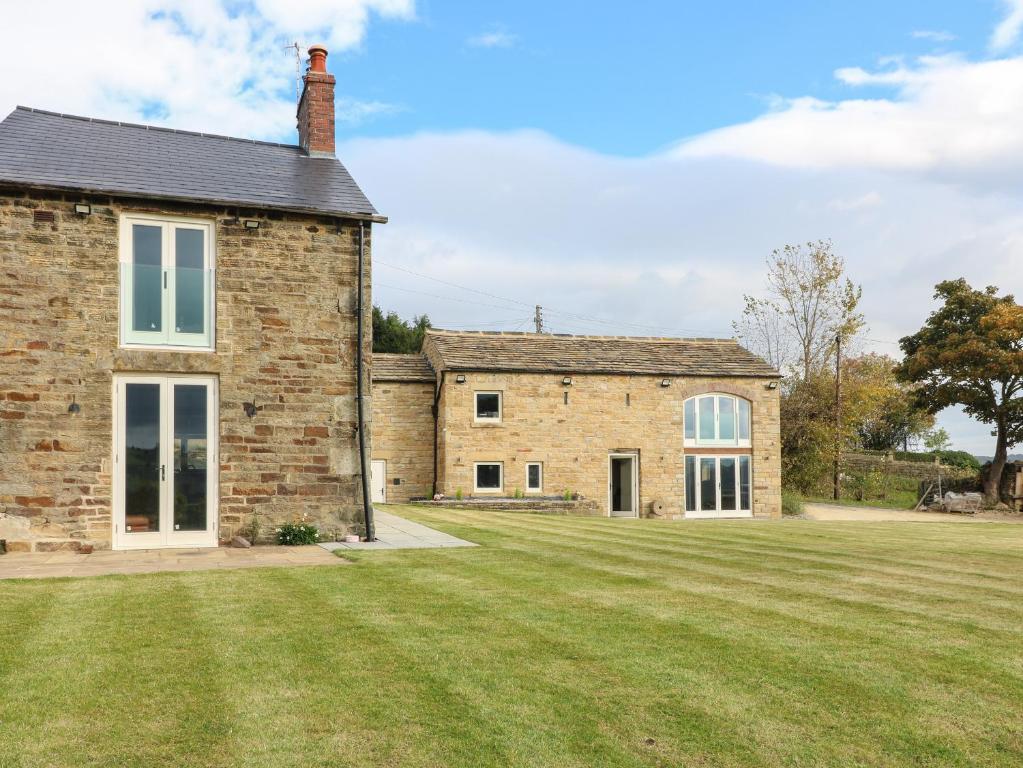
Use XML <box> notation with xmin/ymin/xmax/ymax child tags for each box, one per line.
<box><xmin>0</xmin><ymin>0</ymin><xmax>414</xmax><ymax>140</ymax></box>
<box><xmin>911</xmin><ymin>30</ymin><xmax>956</xmax><ymax>43</ymax></box>
<box><xmin>991</xmin><ymin>0</ymin><xmax>1023</xmax><ymax>51</ymax></box>
<box><xmin>467</xmin><ymin>30</ymin><xmax>517</xmax><ymax>48</ymax></box>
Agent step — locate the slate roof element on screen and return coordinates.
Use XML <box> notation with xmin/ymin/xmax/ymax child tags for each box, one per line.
<box><xmin>0</xmin><ymin>107</ymin><xmax>381</xmax><ymax>220</ymax></box>
<box><xmin>424</xmin><ymin>330</ymin><xmax>779</xmax><ymax>378</ymax></box>
<box><xmin>373</xmin><ymin>353</ymin><xmax>436</xmax><ymax>382</ymax></box>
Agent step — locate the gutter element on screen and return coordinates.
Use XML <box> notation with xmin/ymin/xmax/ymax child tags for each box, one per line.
<box><xmin>355</xmin><ymin>220</ymin><xmax>375</xmax><ymax>540</ymax></box>
<box><xmin>0</xmin><ymin>180</ymin><xmax>388</xmax><ymax>224</ymax></box>
<box><xmin>432</xmin><ymin>370</ymin><xmax>446</xmax><ymax>497</ymax></box>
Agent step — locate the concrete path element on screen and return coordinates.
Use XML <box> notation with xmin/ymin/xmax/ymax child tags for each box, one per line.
<box><xmin>803</xmin><ymin>502</ymin><xmax>1023</xmax><ymax>523</ymax></box>
<box><xmin>0</xmin><ymin>545</ymin><xmax>348</xmax><ymax>581</ymax></box>
<box><xmin>319</xmin><ymin>507</ymin><xmax>477</xmax><ymax>551</ymax></box>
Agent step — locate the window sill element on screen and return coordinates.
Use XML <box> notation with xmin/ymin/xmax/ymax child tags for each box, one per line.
<box><xmin>120</xmin><ymin>343</ymin><xmax>216</xmax><ymax>353</ymax></box>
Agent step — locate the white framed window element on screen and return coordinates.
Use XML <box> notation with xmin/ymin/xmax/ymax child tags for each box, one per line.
<box><xmin>474</xmin><ymin>462</ymin><xmax>503</xmax><ymax>492</ymax></box>
<box><xmin>526</xmin><ymin>462</ymin><xmax>543</xmax><ymax>492</ymax></box>
<box><xmin>684</xmin><ymin>394</ymin><xmax>751</xmax><ymax>447</ymax></box>
<box><xmin>474</xmin><ymin>391</ymin><xmax>502</xmax><ymax>423</ymax></box>
<box><xmin>119</xmin><ymin>213</ymin><xmax>215</xmax><ymax>349</ymax></box>
<box><xmin>684</xmin><ymin>454</ymin><xmax>752</xmax><ymax>517</ymax></box>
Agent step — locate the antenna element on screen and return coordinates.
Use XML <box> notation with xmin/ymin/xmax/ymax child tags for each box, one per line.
<box><xmin>284</xmin><ymin>41</ymin><xmax>302</xmax><ymax>103</ymax></box>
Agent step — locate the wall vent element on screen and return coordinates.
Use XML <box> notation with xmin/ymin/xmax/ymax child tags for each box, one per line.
<box><xmin>33</xmin><ymin>210</ymin><xmax>55</xmax><ymax>223</ymax></box>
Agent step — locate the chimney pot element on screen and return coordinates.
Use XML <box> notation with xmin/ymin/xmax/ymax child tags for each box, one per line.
<box><xmin>307</xmin><ymin>44</ymin><xmax>328</xmax><ymax>73</ymax></box>
<box><xmin>297</xmin><ymin>44</ymin><xmax>336</xmax><ymax>156</ymax></box>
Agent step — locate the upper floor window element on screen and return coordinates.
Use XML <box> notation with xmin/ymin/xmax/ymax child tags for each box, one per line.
<box><xmin>120</xmin><ymin>214</ymin><xmax>214</xmax><ymax>349</ymax></box>
<box><xmin>684</xmin><ymin>394</ymin><xmax>751</xmax><ymax>447</ymax></box>
<box><xmin>474</xmin><ymin>391</ymin><xmax>502</xmax><ymax>423</ymax></box>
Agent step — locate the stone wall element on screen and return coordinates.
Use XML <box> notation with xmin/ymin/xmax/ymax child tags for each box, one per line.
<box><xmin>370</xmin><ymin>379</ymin><xmax>435</xmax><ymax>502</ymax></box>
<box><xmin>0</xmin><ymin>189</ymin><xmax>371</xmax><ymax>548</ymax></box>
<box><xmin>433</xmin><ymin>371</ymin><xmax>781</xmax><ymax>519</ymax></box>
<box><xmin>843</xmin><ymin>452</ymin><xmax>976</xmax><ymax>481</ymax></box>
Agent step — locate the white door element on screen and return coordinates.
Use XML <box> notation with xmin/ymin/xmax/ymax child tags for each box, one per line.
<box><xmin>370</xmin><ymin>460</ymin><xmax>386</xmax><ymax>503</ymax></box>
<box><xmin>113</xmin><ymin>375</ymin><xmax>218</xmax><ymax>549</ymax></box>
<box><xmin>609</xmin><ymin>454</ymin><xmax>639</xmax><ymax>518</ymax></box>
<box><xmin>684</xmin><ymin>454</ymin><xmax>753</xmax><ymax>519</ymax></box>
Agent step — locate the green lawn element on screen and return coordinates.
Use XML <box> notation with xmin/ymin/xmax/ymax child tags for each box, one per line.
<box><xmin>2</xmin><ymin>507</ymin><xmax>1022</xmax><ymax>768</ymax></box>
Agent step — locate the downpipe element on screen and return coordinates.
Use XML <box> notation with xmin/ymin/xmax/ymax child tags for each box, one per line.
<box><xmin>356</xmin><ymin>220</ymin><xmax>375</xmax><ymax>541</ymax></box>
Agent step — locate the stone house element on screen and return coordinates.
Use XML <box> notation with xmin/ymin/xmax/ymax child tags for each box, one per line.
<box><xmin>0</xmin><ymin>46</ymin><xmax>381</xmax><ymax>551</ymax></box>
<box><xmin>372</xmin><ymin>330</ymin><xmax>782</xmax><ymax>519</ymax></box>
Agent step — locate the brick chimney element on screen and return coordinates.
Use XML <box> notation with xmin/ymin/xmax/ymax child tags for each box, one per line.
<box><xmin>297</xmin><ymin>44</ymin><xmax>335</xmax><ymax>157</ymax></box>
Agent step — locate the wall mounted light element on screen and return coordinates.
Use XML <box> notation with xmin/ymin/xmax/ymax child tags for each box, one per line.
<box><xmin>562</xmin><ymin>376</ymin><xmax>572</xmax><ymax>386</ymax></box>
<box><xmin>766</xmin><ymin>380</ymin><xmax>779</xmax><ymax>390</ymax></box>
<box><xmin>243</xmin><ymin>400</ymin><xmax>259</xmax><ymax>418</ymax></box>
<box><xmin>660</xmin><ymin>378</ymin><xmax>671</xmax><ymax>387</ymax></box>
<box><xmin>73</xmin><ymin>203</ymin><xmax>91</xmax><ymax>215</ymax></box>
<box><xmin>455</xmin><ymin>374</ymin><xmax>467</xmax><ymax>384</ymax></box>
<box><xmin>67</xmin><ymin>396</ymin><xmax>80</xmax><ymax>414</ymax></box>
<box><xmin>244</xmin><ymin>219</ymin><xmax>260</xmax><ymax>229</ymax></box>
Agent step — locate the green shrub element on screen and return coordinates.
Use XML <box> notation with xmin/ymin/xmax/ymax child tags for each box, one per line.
<box><xmin>276</xmin><ymin>522</ymin><xmax>320</xmax><ymax>545</ymax></box>
<box><xmin>563</xmin><ymin>489</ymin><xmax>573</xmax><ymax>501</ymax></box>
<box><xmin>935</xmin><ymin>450</ymin><xmax>981</xmax><ymax>471</ymax></box>
<box><xmin>513</xmin><ymin>487</ymin><xmax>524</xmax><ymax>499</ymax></box>
<box><xmin>782</xmin><ymin>491</ymin><xmax>804</xmax><ymax>517</ymax></box>
<box><xmin>455</xmin><ymin>488</ymin><xmax>463</xmax><ymax>501</ymax></box>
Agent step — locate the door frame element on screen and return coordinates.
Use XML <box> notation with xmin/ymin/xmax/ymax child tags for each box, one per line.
<box><xmin>683</xmin><ymin>453</ymin><xmax>754</xmax><ymax>519</ymax></box>
<box><xmin>370</xmin><ymin>459</ymin><xmax>387</xmax><ymax>504</ymax></box>
<box><xmin>112</xmin><ymin>373</ymin><xmax>219</xmax><ymax>550</ymax></box>
<box><xmin>608</xmin><ymin>452</ymin><xmax>639</xmax><ymax>518</ymax></box>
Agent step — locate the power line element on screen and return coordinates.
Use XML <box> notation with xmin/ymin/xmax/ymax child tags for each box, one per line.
<box><xmin>374</xmin><ymin>282</ymin><xmax>533</xmax><ymax>313</ymax></box>
<box><xmin>375</xmin><ymin>260</ymin><xmax>732</xmax><ymax>337</ymax></box>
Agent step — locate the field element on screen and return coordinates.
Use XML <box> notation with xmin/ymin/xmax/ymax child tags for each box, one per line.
<box><xmin>1</xmin><ymin>506</ymin><xmax>1021</xmax><ymax>767</ymax></box>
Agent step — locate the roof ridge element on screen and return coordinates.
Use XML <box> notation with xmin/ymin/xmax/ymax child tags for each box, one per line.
<box><xmin>14</xmin><ymin>105</ymin><xmax>304</xmax><ymax>152</ymax></box>
<box><xmin>426</xmin><ymin>328</ymin><xmax>738</xmax><ymax>343</ymax></box>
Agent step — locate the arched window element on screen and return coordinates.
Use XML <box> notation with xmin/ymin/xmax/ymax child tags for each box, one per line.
<box><xmin>683</xmin><ymin>394</ymin><xmax>751</xmax><ymax>447</ymax></box>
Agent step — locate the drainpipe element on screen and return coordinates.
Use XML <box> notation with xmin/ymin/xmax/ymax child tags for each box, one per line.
<box><xmin>432</xmin><ymin>370</ymin><xmax>446</xmax><ymax>496</ymax></box>
<box><xmin>356</xmin><ymin>220</ymin><xmax>374</xmax><ymax>540</ymax></box>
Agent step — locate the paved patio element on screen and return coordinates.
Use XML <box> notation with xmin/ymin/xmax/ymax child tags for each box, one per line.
<box><xmin>0</xmin><ymin>508</ymin><xmax>475</xmax><ymax>580</ymax></box>
<box><xmin>0</xmin><ymin>545</ymin><xmax>348</xmax><ymax>580</ymax></box>
<box><xmin>318</xmin><ymin>507</ymin><xmax>477</xmax><ymax>551</ymax></box>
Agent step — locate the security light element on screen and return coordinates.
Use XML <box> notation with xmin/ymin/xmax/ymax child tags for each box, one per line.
<box><xmin>562</xmin><ymin>377</ymin><xmax>572</xmax><ymax>386</ymax></box>
<box><xmin>660</xmin><ymin>379</ymin><xmax>671</xmax><ymax>387</ymax></box>
<box><xmin>244</xmin><ymin>219</ymin><xmax>260</xmax><ymax>229</ymax></box>
<box><xmin>767</xmin><ymin>380</ymin><xmax>779</xmax><ymax>390</ymax></box>
<box><xmin>455</xmin><ymin>374</ymin><xmax>467</xmax><ymax>384</ymax></box>
<box><xmin>74</xmin><ymin>203</ymin><xmax>91</xmax><ymax>215</ymax></box>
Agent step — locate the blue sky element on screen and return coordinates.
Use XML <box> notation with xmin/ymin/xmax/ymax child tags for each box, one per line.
<box><xmin>2</xmin><ymin>0</ymin><xmax>1023</xmax><ymax>454</ymax></box>
<box><xmin>336</xmin><ymin>0</ymin><xmax>996</xmax><ymax>153</ymax></box>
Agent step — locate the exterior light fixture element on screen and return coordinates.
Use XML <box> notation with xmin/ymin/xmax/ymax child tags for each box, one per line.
<box><xmin>243</xmin><ymin>400</ymin><xmax>258</xmax><ymax>418</ymax></box>
<box><xmin>74</xmin><ymin>203</ymin><xmax>91</xmax><ymax>215</ymax></box>
<box><xmin>562</xmin><ymin>376</ymin><xmax>572</xmax><ymax>386</ymax></box>
<box><xmin>244</xmin><ymin>219</ymin><xmax>260</xmax><ymax>229</ymax></box>
<box><xmin>767</xmin><ymin>380</ymin><xmax>779</xmax><ymax>390</ymax></box>
<box><xmin>455</xmin><ymin>374</ymin><xmax>467</xmax><ymax>384</ymax></box>
<box><xmin>67</xmin><ymin>396</ymin><xmax>80</xmax><ymax>414</ymax></box>
<box><xmin>660</xmin><ymin>379</ymin><xmax>671</xmax><ymax>387</ymax></box>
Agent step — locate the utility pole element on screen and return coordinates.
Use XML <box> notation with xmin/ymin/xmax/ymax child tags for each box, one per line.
<box><xmin>833</xmin><ymin>333</ymin><xmax>842</xmax><ymax>501</ymax></box>
<box><xmin>534</xmin><ymin>305</ymin><xmax>544</xmax><ymax>334</ymax></box>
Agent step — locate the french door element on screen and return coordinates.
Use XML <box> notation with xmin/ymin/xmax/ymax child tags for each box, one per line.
<box><xmin>684</xmin><ymin>454</ymin><xmax>752</xmax><ymax>519</ymax></box>
<box><xmin>113</xmin><ymin>375</ymin><xmax>218</xmax><ymax>549</ymax></box>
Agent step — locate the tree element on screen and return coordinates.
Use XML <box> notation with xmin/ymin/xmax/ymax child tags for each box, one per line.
<box><xmin>844</xmin><ymin>353</ymin><xmax>934</xmax><ymax>451</ymax></box>
<box><xmin>780</xmin><ymin>353</ymin><xmax>933</xmax><ymax>492</ymax></box>
<box><xmin>922</xmin><ymin>428</ymin><xmax>951</xmax><ymax>453</ymax></box>
<box><xmin>898</xmin><ymin>279</ymin><xmax>1023</xmax><ymax>504</ymax></box>
<box><xmin>734</xmin><ymin>240</ymin><xmax>864</xmax><ymax>380</ymax></box>
<box><xmin>372</xmin><ymin>306</ymin><xmax>431</xmax><ymax>353</ymax></box>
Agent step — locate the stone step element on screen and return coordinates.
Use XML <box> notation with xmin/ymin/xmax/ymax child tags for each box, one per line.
<box><xmin>2</xmin><ymin>538</ymin><xmax>84</xmax><ymax>554</ymax></box>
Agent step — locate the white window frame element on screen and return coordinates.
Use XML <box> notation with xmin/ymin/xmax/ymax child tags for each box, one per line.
<box><xmin>684</xmin><ymin>394</ymin><xmax>751</xmax><ymax>448</ymax></box>
<box><xmin>473</xmin><ymin>462</ymin><xmax>503</xmax><ymax>493</ymax></box>
<box><xmin>119</xmin><ymin>212</ymin><xmax>216</xmax><ymax>350</ymax></box>
<box><xmin>473</xmin><ymin>391</ymin><xmax>502</xmax><ymax>423</ymax></box>
<box><xmin>684</xmin><ymin>454</ymin><xmax>753</xmax><ymax>519</ymax></box>
<box><xmin>525</xmin><ymin>462</ymin><xmax>543</xmax><ymax>493</ymax></box>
